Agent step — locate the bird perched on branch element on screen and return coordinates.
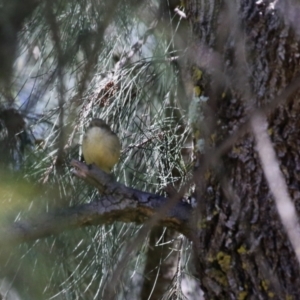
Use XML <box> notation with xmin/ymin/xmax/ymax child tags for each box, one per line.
<box><xmin>82</xmin><ymin>118</ymin><xmax>121</xmax><ymax>173</ymax></box>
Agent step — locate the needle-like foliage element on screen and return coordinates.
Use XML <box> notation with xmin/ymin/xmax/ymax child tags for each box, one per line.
<box><xmin>0</xmin><ymin>0</ymin><xmax>196</xmax><ymax>299</ymax></box>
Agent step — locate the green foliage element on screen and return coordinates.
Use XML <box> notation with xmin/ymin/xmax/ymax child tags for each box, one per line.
<box><xmin>0</xmin><ymin>0</ymin><xmax>196</xmax><ymax>299</ymax></box>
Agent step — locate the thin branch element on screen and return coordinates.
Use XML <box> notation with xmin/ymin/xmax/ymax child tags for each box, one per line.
<box><xmin>251</xmin><ymin>112</ymin><xmax>300</xmax><ymax>264</ymax></box>
<box><xmin>0</xmin><ymin>160</ymin><xmax>192</xmax><ymax>246</ymax></box>
<box><xmin>45</xmin><ymin>0</ymin><xmax>66</xmax><ymax>174</ymax></box>
<box><xmin>0</xmin><ymin>0</ymin><xmax>40</xmax><ymax>87</ymax></box>
<box><xmin>115</xmin><ymin>20</ymin><xmax>158</xmax><ymax>70</ymax></box>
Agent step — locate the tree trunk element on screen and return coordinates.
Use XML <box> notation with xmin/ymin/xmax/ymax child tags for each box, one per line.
<box><xmin>140</xmin><ymin>228</ymin><xmax>180</xmax><ymax>299</ymax></box>
<box><xmin>185</xmin><ymin>0</ymin><xmax>300</xmax><ymax>298</ymax></box>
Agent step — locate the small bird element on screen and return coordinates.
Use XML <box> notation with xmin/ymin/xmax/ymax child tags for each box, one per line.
<box><xmin>82</xmin><ymin>118</ymin><xmax>121</xmax><ymax>173</ymax></box>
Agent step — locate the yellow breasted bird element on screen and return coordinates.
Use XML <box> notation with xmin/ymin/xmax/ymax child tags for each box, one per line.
<box><xmin>82</xmin><ymin>118</ymin><xmax>121</xmax><ymax>173</ymax></box>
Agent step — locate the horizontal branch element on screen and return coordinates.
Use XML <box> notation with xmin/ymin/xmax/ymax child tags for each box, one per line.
<box><xmin>0</xmin><ymin>160</ymin><xmax>192</xmax><ymax>246</ymax></box>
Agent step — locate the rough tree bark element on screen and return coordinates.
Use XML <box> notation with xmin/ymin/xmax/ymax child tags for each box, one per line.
<box><xmin>185</xmin><ymin>0</ymin><xmax>300</xmax><ymax>298</ymax></box>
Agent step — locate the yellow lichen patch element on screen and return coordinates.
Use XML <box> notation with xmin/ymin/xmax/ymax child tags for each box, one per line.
<box><xmin>210</xmin><ymin>133</ymin><xmax>217</xmax><ymax>145</ymax></box>
<box><xmin>238</xmin><ymin>291</ymin><xmax>248</xmax><ymax>300</ymax></box>
<box><xmin>242</xmin><ymin>262</ymin><xmax>247</xmax><ymax>269</ymax></box>
<box><xmin>194</xmin><ymin>86</ymin><xmax>201</xmax><ymax>96</ymax></box>
<box><xmin>222</xmin><ymin>92</ymin><xmax>226</xmax><ymax>98</ymax></box>
<box><xmin>212</xmin><ymin>209</ymin><xmax>219</xmax><ymax>217</ymax></box>
<box><xmin>192</xmin><ymin>66</ymin><xmax>202</xmax><ymax>81</ymax></box>
<box><xmin>197</xmin><ymin>220</ymin><xmax>207</xmax><ymax>229</ymax></box>
<box><xmin>261</xmin><ymin>280</ymin><xmax>269</xmax><ymax>291</ymax></box>
<box><xmin>232</xmin><ymin>146</ymin><xmax>241</xmax><ymax>154</ymax></box>
<box><xmin>268</xmin><ymin>128</ymin><xmax>273</xmax><ymax>136</ymax></box>
<box><xmin>237</xmin><ymin>245</ymin><xmax>247</xmax><ymax>254</ymax></box>
<box><xmin>217</xmin><ymin>251</ymin><xmax>231</xmax><ymax>272</ymax></box>
<box><xmin>209</xmin><ymin>269</ymin><xmax>228</xmax><ymax>287</ymax></box>
<box><xmin>204</xmin><ymin>170</ymin><xmax>211</xmax><ymax>181</ymax></box>
<box><xmin>207</xmin><ymin>255</ymin><xmax>214</xmax><ymax>263</ymax></box>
